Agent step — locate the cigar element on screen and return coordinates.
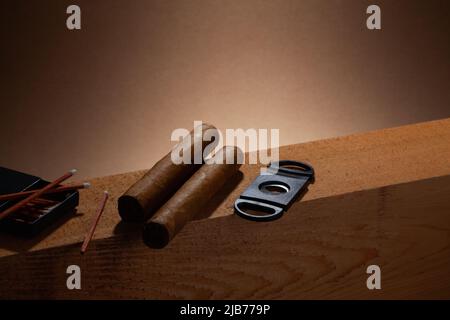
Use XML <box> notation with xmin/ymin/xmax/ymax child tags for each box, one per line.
<box><xmin>143</xmin><ymin>146</ymin><xmax>242</xmax><ymax>248</ymax></box>
<box><xmin>118</xmin><ymin>123</ymin><xmax>218</xmax><ymax>222</ymax></box>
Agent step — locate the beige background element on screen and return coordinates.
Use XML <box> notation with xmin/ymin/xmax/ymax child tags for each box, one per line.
<box><xmin>1</xmin><ymin>0</ymin><xmax>449</xmax><ymax>180</ymax></box>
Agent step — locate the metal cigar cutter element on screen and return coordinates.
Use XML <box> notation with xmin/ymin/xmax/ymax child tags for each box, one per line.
<box><xmin>234</xmin><ymin>160</ymin><xmax>314</xmax><ymax>221</ymax></box>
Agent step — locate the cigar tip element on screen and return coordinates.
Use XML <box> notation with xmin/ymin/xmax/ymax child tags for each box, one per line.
<box><xmin>70</xmin><ymin>169</ymin><xmax>78</xmax><ymax>174</ymax></box>
<box><xmin>83</xmin><ymin>182</ymin><xmax>91</xmax><ymax>189</ymax></box>
<box><xmin>118</xmin><ymin>195</ymin><xmax>146</xmax><ymax>222</ymax></box>
<box><xmin>143</xmin><ymin>222</ymin><xmax>170</xmax><ymax>249</ymax></box>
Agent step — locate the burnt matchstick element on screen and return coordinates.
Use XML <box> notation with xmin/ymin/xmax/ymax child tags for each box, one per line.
<box><xmin>80</xmin><ymin>191</ymin><xmax>109</xmax><ymax>254</ymax></box>
<box><xmin>0</xmin><ymin>169</ymin><xmax>77</xmax><ymax>222</ymax></box>
<box><xmin>0</xmin><ymin>182</ymin><xmax>90</xmax><ymax>202</ymax></box>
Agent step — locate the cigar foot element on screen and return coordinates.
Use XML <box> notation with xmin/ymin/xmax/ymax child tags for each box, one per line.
<box><xmin>143</xmin><ymin>222</ymin><xmax>170</xmax><ymax>249</ymax></box>
<box><xmin>118</xmin><ymin>195</ymin><xmax>145</xmax><ymax>222</ymax></box>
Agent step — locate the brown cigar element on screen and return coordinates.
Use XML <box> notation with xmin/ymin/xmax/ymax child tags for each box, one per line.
<box><xmin>118</xmin><ymin>123</ymin><xmax>218</xmax><ymax>222</ymax></box>
<box><xmin>143</xmin><ymin>146</ymin><xmax>242</xmax><ymax>248</ymax></box>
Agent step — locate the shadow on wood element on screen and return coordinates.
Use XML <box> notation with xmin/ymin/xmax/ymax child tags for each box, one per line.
<box><xmin>0</xmin><ymin>175</ymin><xmax>449</xmax><ymax>299</ymax></box>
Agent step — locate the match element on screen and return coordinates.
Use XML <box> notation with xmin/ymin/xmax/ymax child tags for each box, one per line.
<box><xmin>0</xmin><ymin>169</ymin><xmax>77</xmax><ymax>221</ymax></box>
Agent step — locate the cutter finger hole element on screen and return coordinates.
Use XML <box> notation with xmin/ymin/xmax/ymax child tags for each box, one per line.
<box><xmin>259</xmin><ymin>181</ymin><xmax>290</xmax><ymax>194</ymax></box>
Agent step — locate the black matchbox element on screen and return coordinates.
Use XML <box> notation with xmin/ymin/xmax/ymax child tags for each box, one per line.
<box><xmin>0</xmin><ymin>167</ymin><xmax>79</xmax><ymax>236</ymax></box>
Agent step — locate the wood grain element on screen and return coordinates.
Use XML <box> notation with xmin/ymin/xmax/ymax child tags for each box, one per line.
<box><xmin>0</xmin><ymin>118</ymin><xmax>449</xmax><ymax>258</ymax></box>
<box><xmin>0</xmin><ymin>175</ymin><xmax>449</xmax><ymax>299</ymax></box>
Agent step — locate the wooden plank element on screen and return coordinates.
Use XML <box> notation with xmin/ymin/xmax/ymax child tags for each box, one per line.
<box><xmin>0</xmin><ymin>175</ymin><xmax>449</xmax><ymax>299</ymax></box>
<box><xmin>0</xmin><ymin>118</ymin><xmax>449</xmax><ymax>258</ymax></box>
